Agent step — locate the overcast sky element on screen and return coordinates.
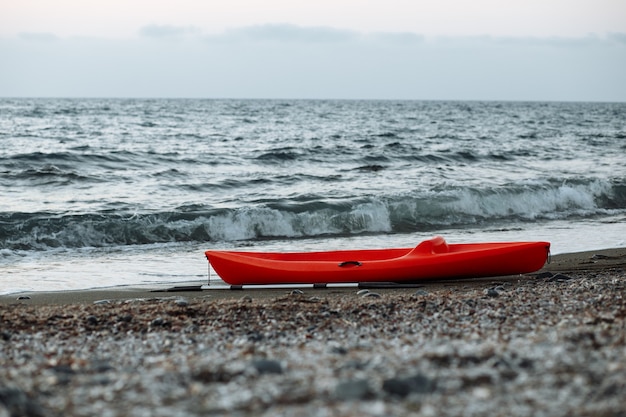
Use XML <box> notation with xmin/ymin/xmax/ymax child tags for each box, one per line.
<box><xmin>1</xmin><ymin>0</ymin><xmax>625</xmax><ymax>101</ymax></box>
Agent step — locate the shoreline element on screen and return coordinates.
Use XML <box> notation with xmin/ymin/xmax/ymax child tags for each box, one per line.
<box><xmin>2</xmin><ymin>246</ymin><xmax>625</xmax><ymax>306</ymax></box>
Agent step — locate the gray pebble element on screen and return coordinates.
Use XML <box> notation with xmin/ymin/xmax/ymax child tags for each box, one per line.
<box><xmin>0</xmin><ymin>387</ymin><xmax>45</xmax><ymax>417</ymax></box>
<box><xmin>548</xmin><ymin>273</ymin><xmax>573</xmax><ymax>282</ymax></box>
<box><xmin>363</xmin><ymin>292</ymin><xmax>381</xmax><ymax>298</ymax></box>
<box><xmin>334</xmin><ymin>379</ymin><xmax>375</xmax><ymax>401</ymax></box>
<box><xmin>290</xmin><ymin>289</ymin><xmax>304</xmax><ymax>295</ymax></box>
<box><xmin>86</xmin><ymin>315</ymin><xmax>99</xmax><ymax>325</ymax></box>
<box><xmin>485</xmin><ymin>288</ymin><xmax>499</xmax><ymax>297</ymax></box>
<box><xmin>383</xmin><ymin>373</ymin><xmax>436</xmax><ymax>397</ymax></box>
<box><xmin>93</xmin><ymin>299</ymin><xmax>111</xmax><ymax>305</ymax></box>
<box><xmin>151</xmin><ymin>317</ymin><xmax>165</xmax><ymax>326</ymax></box>
<box><xmin>414</xmin><ymin>289</ymin><xmax>429</xmax><ymax>296</ymax></box>
<box><xmin>330</xmin><ymin>346</ymin><xmax>348</xmax><ymax>355</ymax></box>
<box><xmin>175</xmin><ymin>298</ymin><xmax>189</xmax><ymax>307</ymax></box>
<box><xmin>119</xmin><ymin>314</ymin><xmax>133</xmax><ymax>323</ymax></box>
<box><xmin>90</xmin><ymin>359</ymin><xmax>115</xmax><ymax>373</ymax></box>
<box><xmin>251</xmin><ymin>359</ymin><xmax>283</xmax><ymax>374</ymax></box>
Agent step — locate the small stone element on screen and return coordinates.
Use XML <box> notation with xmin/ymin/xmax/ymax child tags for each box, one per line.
<box><xmin>1</xmin><ymin>331</ymin><xmax>11</xmax><ymax>341</ymax></box>
<box><xmin>472</xmin><ymin>386</ymin><xmax>491</xmax><ymax>399</ymax></box>
<box><xmin>247</xmin><ymin>331</ymin><xmax>264</xmax><ymax>342</ymax></box>
<box><xmin>240</xmin><ymin>295</ymin><xmax>252</xmax><ymax>302</ymax></box>
<box><xmin>51</xmin><ymin>364</ymin><xmax>75</xmax><ymax>375</ymax></box>
<box><xmin>363</xmin><ymin>292</ymin><xmax>381</xmax><ymax>298</ymax></box>
<box><xmin>485</xmin><ymin>288</ymin><xmax>499</xmax><ymax>297</ymax></box>
<box><xmin>90</xmin><ymin>359</ymin><xmax>114</xmax><ymax>373</ymax></box>
<box><xmin>93</xmin><ymin>299</ymin><xmax>111</xmax><ymax>305</ymax></box>
<box><xmin>85</xmin><ymin>315</ymin><xmax>98</xmax><ymax>325</ymax></box>
<box><xmin>382</xmin><ymin>373</ymin><xmax>436</xmax><ymax>397</ymax></box>
<box><xmin>382</xmin><ymin>378</ymin><xmax>412</xmax><ymax>397</ymax></box>
<box><xmin>330</xmin><ymin>346</ymin><xmax>348</xmax><ymax>355</ymax></box>
<box><xmin>251</xmin><ymin>359</ymin><xmax>283</xmax><ymax>374</ymax></box>
<box><xmin>356</xmin><ymin>289</ymin><xmax>370</xmax><ymax>295</ymax></box>
<box><xmin>548</xmin><ymin>273</ymin><xmax>572</xmax><ymax>282</ymax></box>
<box><xmin>175</xmin><ymin>298</ymin><xmax>189</xmax><ymax>307</ymax></box>
<box><xmin>16</xmin><ymin>296</ymin><xmax>31</xmax><ymax>300</ymax></box>
<box><xmin>290</xmin><ymin>289</ymin><xmax>304</xmax><ymax>295</ymax></box>
<box><xmin>0</xmin><ymin>387</ymin><xmax>45</xmax><ymax>417</ymax></box>
<box><xmin>151</xmin><ymin>317</ymin><xmax>164</xmax><ymax>326</ymax></box>
<box><xmin>334</xmin><ymin>379</ymin><xmax>375</xmax><ymax>401</ymax></box>
<box><xmin>119</xmin><ymin>314</ymin><xmax>133</xmax><ymax>323</ymax></box>
<box><xmin>414</xmin><ymin>289</ymin><xmax>429</xmax><ymax>296</ymax></box>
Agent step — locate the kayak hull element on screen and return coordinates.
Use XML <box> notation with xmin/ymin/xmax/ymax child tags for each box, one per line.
<box><xmin>205</xmin><ymin>236</ymin><xmax>550</xmax><ymax>286</ymax></box>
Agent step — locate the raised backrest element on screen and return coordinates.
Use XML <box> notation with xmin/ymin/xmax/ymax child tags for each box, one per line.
<box><xmin>410</xmin><ymin>236</ymin><xmax>449</xmax><ymax>256</ymax></box>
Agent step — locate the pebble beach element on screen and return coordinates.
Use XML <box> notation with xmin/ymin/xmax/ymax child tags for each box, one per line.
<box><xmin>1</xmin><ymin>248</ymin><xmax>625</xmax><ymax>417</ymax></box>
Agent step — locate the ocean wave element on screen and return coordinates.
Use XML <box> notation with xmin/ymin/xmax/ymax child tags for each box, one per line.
<box><xmin>1</xmin><ymin>179</ymin><xmax>622</xmax><ymax>251</ymax></box>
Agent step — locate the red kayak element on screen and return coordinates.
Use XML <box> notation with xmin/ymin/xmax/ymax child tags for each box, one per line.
<box><xmin>205</xmin><ymin>236</ymin><xmax>550</xmax><ymax>286</ymax></box>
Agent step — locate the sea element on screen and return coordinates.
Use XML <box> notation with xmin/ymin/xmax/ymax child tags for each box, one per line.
<box><xmin>1</xmin><ymin>98</ymin><xmax>625</xmax><ymax>294</ymax></box>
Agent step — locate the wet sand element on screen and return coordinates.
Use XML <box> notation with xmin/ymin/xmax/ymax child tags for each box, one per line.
<box><xmin>1</xmin><ymin>247</ymin><xmax>625</xmax><ymax>416</ymax></box>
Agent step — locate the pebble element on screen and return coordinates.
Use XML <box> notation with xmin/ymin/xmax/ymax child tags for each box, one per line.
<box><xmin>250</xmin><ymin>359</ymin><xmax>283</xmax><ymax>375</ymax></box>
<box><xmin>362</xmin><ymin>292</ymin><xmax>381</xmax><ymax>298</ymax></box>
<box><xmin>485</xmin><ymin>288</ymin><xmax>499</xmax><ymax>297</ymax></box>
<box><xmin>334</xmin><ymin>379</ymin><xmax>375</xmax><ymax>401</ymax></box>
<box><xmin>119</xmin><ymin>314</ymin><xmax>133</xmax><ymax>323</ymax></box>
<box><xmin>16</xmin><ymin>296</ymin><xmax>31</xmax><ymax>300</ymax></box>
<box><xmin>414</xmin><ymin>289</ymin><xmax>429</xmax><ymax>296</ymax></box>
<box><xmin>93</xmin><ymin>299</ymin><xmax>111</xmax><ymax>305</ymax></box>
<box><xmin>0</xmin><ymin>387</ymin><xmax>45</xmax><ymax>417</ymax></box>
<box><xmin>547</xmin><ymin>273</ymin><xmax>573</xmax><ymax>282</ymax></box>
<box><xmin>330</xmin><ymin>345</ymin><xmax>348</xmax><ymax>355</ymax></box>
<box><xmin>175</xmin><ymin>298</ymin><xmax>189</xmax><ymax>307</ymax></box>
<box><xmin>382</xmin><ymin>373</ymin><xmax>436</xmax><ymax>397</ymax></box>
<box><xmin>151</xmin><ymin>317</ymin><xmax>165</xmax><ymax>326</ymax></box>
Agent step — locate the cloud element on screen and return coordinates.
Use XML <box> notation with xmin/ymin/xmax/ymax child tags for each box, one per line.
<box><xmin>18</xmin><ymin>32</ymin><xmax>58</xmax><ymax>42</ymax></box>
<box><xmin>369</xmin><ymin>31</ymin><xmax>425</xmax><ymax>45</ymax></box>
<box><xmin>211</xmin><ymin>23</ymin><xmax>358</xmax><ymax>43</ymax></box>
<box><xmin>139</xmin><ymin>24</ymin><xmax>199</xmax><ymax>39</ymax></box>
<box><xmin>421</xmin><ymin>33</ymin><xmax>624</xmax><ymax>49</ymax></box>
<box><xmin>202</xmin><ymin>25</ymin><xmax>621</xmax><ymax>49</ymax></box>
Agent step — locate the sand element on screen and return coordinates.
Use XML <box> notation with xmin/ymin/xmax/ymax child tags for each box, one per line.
<box><xmin>1</xmin><ymin>247</ymin><xmax>625</xmax><ymax>416</ymax></box>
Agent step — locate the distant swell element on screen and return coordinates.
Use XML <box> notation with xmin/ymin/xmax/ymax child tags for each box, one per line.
<box><xmin>1</xmin><ymin>179</ymin><xmax>623</xmax><ymax>251</ymax></box>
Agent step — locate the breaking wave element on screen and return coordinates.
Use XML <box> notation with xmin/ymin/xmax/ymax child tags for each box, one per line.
<box><xmin>2</xmin><ymin>179</ymin><xmax>622</xmax><ymax>251</ymax></box>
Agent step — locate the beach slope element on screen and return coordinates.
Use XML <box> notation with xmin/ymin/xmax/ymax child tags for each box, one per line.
<box><xmin>1</xmin><ymin>247</ymin><xmax>625</xmax><ymax>416</ymax></box>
